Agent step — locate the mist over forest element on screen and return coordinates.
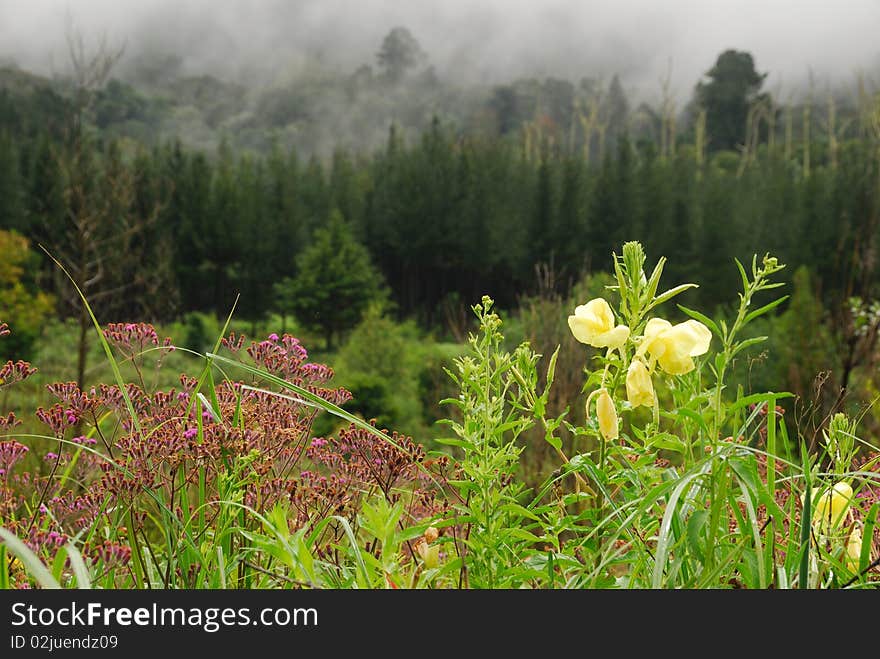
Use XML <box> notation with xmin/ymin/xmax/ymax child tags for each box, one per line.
<box><xmin>1</xmin><ymin>0</ymin><xmax>879</xmax><ymax>156</ymax></box>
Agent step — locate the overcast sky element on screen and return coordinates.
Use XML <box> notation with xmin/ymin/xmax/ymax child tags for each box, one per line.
<box><xmin>1</xmin><ymin>0</ymin><xmax>878</xmax><ymax>98</ymax></box>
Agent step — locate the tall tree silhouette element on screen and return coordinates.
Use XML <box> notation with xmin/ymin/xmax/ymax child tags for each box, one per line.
<box><xmin>695</xmin><ymin>50</ymin><xmax>768</xmax><ymax>152</ymax></box>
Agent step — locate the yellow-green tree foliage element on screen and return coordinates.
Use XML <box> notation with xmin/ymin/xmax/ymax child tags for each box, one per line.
<box><xmin>0</xmin><ymin>229</ymin><xmax>53</xmax><ymax>359</ymax></box>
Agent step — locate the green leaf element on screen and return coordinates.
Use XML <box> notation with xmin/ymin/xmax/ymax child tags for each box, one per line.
<box><xmin>500</xmin><ymin>502</ymin><xmax>542</xmax><ymax>522</ymax></box>
<box><xmin>561</xmin><ymin>492</ymin><xmax>593</xmax><ymax>506</ymax></box>
<box><xmin>677</xmin><ymin>304</ymin><xmax>721</xmax><ymax>336</ymax></box>
<box><xmin>543</xmin><ymin>346</ymin><xmax>560</xmax><ymax>399</ymax></box>
<box><xmin>686</xmin><ymin>510</ymin><xmax>709</xmax><ymax>563</ymax></box>
<box><xmin>644</xmin><ymin>256</ymin><xmax>667</xmax><ymax>302</ymax></box>
<box><xmin>743</xmin><ymin>295</ymin><xmax>790</xmax><ymax>324</ymax></box>
<box><xmin>52</xmin><ymin>546</ymin><xmax>68</xmax><ymax>582</ymax></box>
<box><xmin>729</xmin><ymin>456</ymin><xmax>761</xmax><ymax>496</ymax></box>
<box><xmin>648</xmin><ymin>433</ymin><xmax>688</xmax><ymax>454</ymax></box>
<box><xmin>728</xmin><ymin>391</ymin><xmax>793</xmax><ymax>414</ymax></box>
<box><xmin>435</xmin><ymin>437</ymin><xmax>473</xmax><ymax>449</ymax></box>
<box><xmin>731</xmin><ymin>336</ymin><xmax>768</xmax><ymax>358</ymax></box>
<box><xmin>0</xmin><ymin>545</ymin><xmax>7</xmax><ymax>590</ymax></box>
<box><xmin>568</xmin><ymin>453</ymin><xmax>599</xmax><ymax>473</ymax></box>
<box><xmin>614</xmin><ymin>257</ymin><xmax>629</xmax><ymax>307</ymax></box>
<box><xmin>647</xmin><ymin>283</ymin><xmax>698</xmax><ymax>312</ymax></box>
<box><xmin>674</xmin><ymin>407</ymin><xmax>710</xmax><ymax>436</ymax></box>
<box><xmin>653</xmin><ymin>471</ymin><xmax>704</xmax><ymax>588</ymax></box>
<box><xmin>506</xmin><ymin>528</ymin><xmax>543</xmax><ymax>543</ymax></box>
<box><xmin>860</xmin><ymin>503</ymin><xmax>878</xmax><ymax>574</ymax></box>
<box><xmin>544</xmin><ymin>432</ymin><xmax>562</xmax><ymax>451</ymax></box>
<box><xmin>734</xmin><ymin>257</ymin><xmax>750</xmax><ymax>292</ymax></box>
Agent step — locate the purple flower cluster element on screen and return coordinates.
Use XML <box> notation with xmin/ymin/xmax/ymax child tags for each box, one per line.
<box><xmin>0</xmin><ymin>360</ymin><xmax>37</xmax><ymax>388</ymax></box>
<box><xmin>0</xmin><ymin>322</ymin><xmax>450</xmax><ymax>587</ymax></box>
<box><xmin>103</xmin><ymin>322</ymin><xmax>174</xmax><ymax>354</ymax></box>
<box><xmin>0</xmin><ymin>440</ymin><xmax>29</xmax><ymax>474</ymax></box>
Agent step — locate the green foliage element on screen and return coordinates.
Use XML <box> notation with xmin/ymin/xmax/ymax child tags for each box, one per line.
<box><xmin>275</xmin><ymin>210</ymin><xmax>384</xmax><ymax>349</ymax></box>
<box><xmin>757</xmin><ymin>265</ymin><xmax>835</xmax><ymax>402</ymax></box>
<box><xmin>0</xmin><ymin>230</ymin><xmax>53</xmax><ymax>359</ymax></box>
<box><xmin>440</xmin><ymin>296</ymin><xmax>549</xmax><ymax>588</ymax></box>
<box><xmin>507</xmin><ymin>271</ymin><xmax>614</xmax><ymax>485</ymax></box>
<box><xmin>331</xmin><ymin>304</ymin><xmax>458</xmax><ymax>437</ymax></box>
<box><xmin>376</xmin><ymin>26</ymin><xmax>427</xmax><ymax>84</ymax></box>
<box><xmin>695</xmin><ymin>49</ymin><xmax>768</xmax><ymax>151</ymax></box>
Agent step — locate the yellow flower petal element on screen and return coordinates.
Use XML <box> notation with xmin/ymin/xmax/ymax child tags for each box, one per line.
<box><xmin>416</xmin><ymin>540</ymin><xmax>440</xmax><ymax>569</ymax></box>
<box><xmin>568</xmin><ymin>298</ymin><xmax>629</xmax><ymax>349</ymax></box>
<box><xmin>812</xmin><ymin>481</ymin><xmax>853</xmax><ymax>531</ymax></box>
<box><xmin>638</xmin><ymin>317</ymin><xmax>711</xmax><ymax>375</ymax></box>
<box><xmin>644</xmin><ymin>318</ymin><xmax>673</xmax><ymax>338</ymax></box>
<box><xmin>626</xmin><ymin>359</ymin><xmax>654</xmax><ymax>408</ymax></box>
<box><xmin>657</xmin><ymin>351</ymin><xmax>697</xmax><ymax>376</ymax></box>
<box><xmin>595</xmin><ymin>325</ymin><xmax>630</xmax><ymax>349</ymax></box>
<box><xmin>637</xmin><ymin>318</ymin><xmax>671</xmax><ymax>360</ymax></box>
<box><xmin>665</xmin><ymin>320</ymin><xmax>713</xmax><ymax>357</ymax></box>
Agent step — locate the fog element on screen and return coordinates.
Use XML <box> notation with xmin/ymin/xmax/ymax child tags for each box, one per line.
<box><xmin>1</xmin><ymin>0</ymin><xmax>878</xmax><ymax>99</ymax></box>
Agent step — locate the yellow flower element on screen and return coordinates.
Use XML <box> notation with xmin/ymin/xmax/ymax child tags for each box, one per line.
<box><xmin>568</xmin><ymin>298</ymin><xmax>630</xmax><ymax>349</ymax></box>
<box><xmin>847</xmin><ymin>526</ymin><xmax>863</xmax><ymax>572</ymax></box>
<box><xmin>416</xmin><ymin>540</ymin><xmax>440</xmax><ymax>569</ymax></box>
<box><xmin>626</xmin><ymin>359</ymin><xmax>654</xmax><ymax>408</ymax></box>
<box><xmin>594</xmin><ymin>388</ymin><xmax>619</xmax><ymax>441</ymax></box>
<box><xmin>637</xmin><ymin>318</ymin><xmax>712</xmax><ymax>375</ymax></box>
<box><xmin>812</xmin><ymin>481</ymin><xmax>852</xmax><ymax>531</ymax></box>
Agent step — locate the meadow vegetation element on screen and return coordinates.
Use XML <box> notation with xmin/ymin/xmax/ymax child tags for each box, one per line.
<box><xmin>2</xmin><ymin>242</ymin><xmax>878</xmax><ymax>589</ymax></box>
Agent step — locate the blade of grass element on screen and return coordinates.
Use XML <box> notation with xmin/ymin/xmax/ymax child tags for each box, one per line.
<box><xmin>0</xmin><ymin>527</ymin><xmax>61</xmax><ymax>589</ymax></box>
<box><xmin>65</xmin><ymin>543</ymin><xmax>92</xmax><ymax>589</ymax></box>
<box><xmin>798</xmin><ymin>446</ymin><xmax>812</xmax><ymax>589</ymax></box>
<box><xmin>184</xmin><ymin>296</ymin><xmax>240</xmax><ymax>421</ymax></box>
<box><xmin>0</xmin><ymin>545</ymin><xmax>8</xmax><ymax>589</ymax></box>
<box><xmin>207</xmin><ymin>353</ymin><xmax>398</xmax><ymax>445</ymax></box>
<box><xmin>653</xmin><ymin>471</ymin><xmax>705</xmax><ymax>588</ymax></box>
<box><xmin>39</xmin><ymin>247</ymin><xmax>141</xmax><ymax>438</ymax></box>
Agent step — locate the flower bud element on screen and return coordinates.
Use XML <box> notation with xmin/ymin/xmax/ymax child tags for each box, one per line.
<box><xmin>595</xmin><ymin>388</ymin><xmax>618</xmax><ymax>441</ymax></box>
<box><xmin>626</xmin><ymin>359</ymin><xmax>654</xmax><ymax>408</ymax></box>
<box><xmin>847</xmin><ymin>526</ymin><xmax>863</xmax><ymax>572</ymax></box>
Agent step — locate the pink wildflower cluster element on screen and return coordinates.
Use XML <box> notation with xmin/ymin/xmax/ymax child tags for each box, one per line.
<box><xmin>0</xmin><ymin>360</ymin><xmax>37</xmax><ymax>388</ymax></box>
<box><xmin>0</xmin><ymin>321</ymin><xmax>450</xmax><ymax>587</ymax></box>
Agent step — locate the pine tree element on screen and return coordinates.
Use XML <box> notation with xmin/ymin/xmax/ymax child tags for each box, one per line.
<box><xmin>276</xmin><ymin>210</ymin><xmax>383</xmax><ymax>349</ymax></box>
